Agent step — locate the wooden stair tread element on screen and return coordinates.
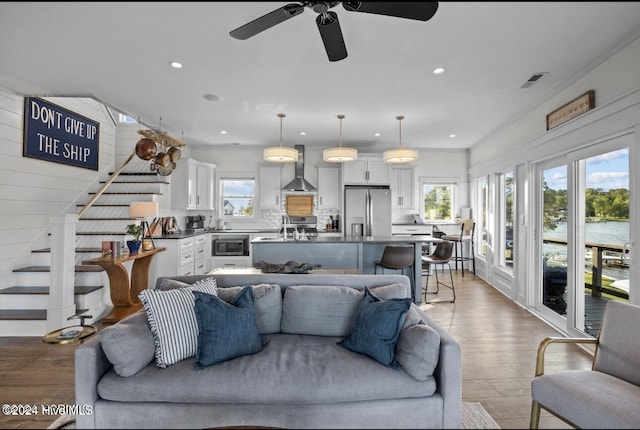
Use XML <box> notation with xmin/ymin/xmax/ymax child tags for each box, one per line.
<box><xmin>109</xmin><ymin>172</ymin><xmax>158</xmax><ymax>176</ymax></box>
<box><xmin>76</xmin><ymin>231</ymin><xmax>130</xmax><ymax>236</ymax></box>
<box><xmin>76</xmin><ymin>204</ymin><xmax>129</xmax><ymax>207</ymax></box>
<box><xmin>13</xmin><ymin>265</ymin><xmax>104</xmax><ymax>273</ymax></box>
<box><xmin>32</xmin><ymin>247</ymin><xmax>104</xmax><ymax>253</ymax></box>
<box><xmin>0</xmin><ymin>309</ymin><xmax>47</xmax><ymax>320</ymax></box>
<box><xmin>80</xmin><ymin>217</ymin><xmax>136</xmax><ymax>221</ymax></box>
<box><xmin>0</xmin><ymin>285</ymin><xmax>103</xmax><ymax>295</ymax></box>
<box><xmin>100</xmin><ymin>180</ymin><xmax>169</xmax><ymax>184</ymax></box>
<box><xmin>87</xmin><ymin>192</ymin><xmax>161</xmax><ymax>195</ymax></box>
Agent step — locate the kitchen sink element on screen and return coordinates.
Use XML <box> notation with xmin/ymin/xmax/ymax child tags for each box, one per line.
<box><xmin>253</xmin><ymin>237</ymin><xmax>285</xmax><ymax>242</ymax></box>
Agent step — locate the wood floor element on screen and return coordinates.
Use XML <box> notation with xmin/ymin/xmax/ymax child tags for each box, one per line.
<box><xmin>0</xmin><ymin>271</ymin><xmax>592</xmax><ymax>429</ymax></box>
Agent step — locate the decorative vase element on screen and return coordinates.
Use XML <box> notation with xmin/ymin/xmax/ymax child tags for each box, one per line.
<box><xmin>127</xmin><ymin>240</ymin><xmax>141</xmax><ymax>255</ymax></box>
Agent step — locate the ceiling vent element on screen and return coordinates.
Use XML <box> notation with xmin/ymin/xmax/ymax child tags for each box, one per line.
<box><xmin>520</xmin><ymin>72</ymin><xmax>547</xmax><ymax>89</ymax></box>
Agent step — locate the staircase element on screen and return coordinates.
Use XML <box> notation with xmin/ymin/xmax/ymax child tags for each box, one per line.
<box><xmin>0</xmin><ymin>168</ymin><xmax>169</xmax><ymax>336</ymax></box>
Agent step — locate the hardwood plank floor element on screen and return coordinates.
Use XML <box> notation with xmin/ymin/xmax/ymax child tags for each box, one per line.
<box><xmin>0</xmin><ymin>272</ymin><xmax>592</xmax><ymax>429</ymax></box>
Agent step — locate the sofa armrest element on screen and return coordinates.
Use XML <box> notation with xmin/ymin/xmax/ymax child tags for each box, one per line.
<box><xmin>534</xmin><ymin>336</ymin><xmax>597</xmax><ymax>376</ymax></box>
<box><xmin>416</xmin><ymin>308</ymin><xmax>462</xmax><ymax>428</ymax></box>
<box><xmin>75</xmin><ymin>334</ymin><xmax>113</xmax><ymax>429</ymax></box>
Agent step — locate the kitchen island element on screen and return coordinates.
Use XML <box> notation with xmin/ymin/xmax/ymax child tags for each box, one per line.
<box><xmin>251</xmin><ymin>235</ymin><xmax>441</xmax><ymax>303</ymax></box>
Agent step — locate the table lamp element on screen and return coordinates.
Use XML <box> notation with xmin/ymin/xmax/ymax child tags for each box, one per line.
<box><xmin>129</xmin><ymin>201</ymin><xmax>159</xmax><ymax>250</ymax></box>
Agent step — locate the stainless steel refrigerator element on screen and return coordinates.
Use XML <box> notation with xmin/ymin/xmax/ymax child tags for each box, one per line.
<box><xmin>344</xmin><ymin>185</ymin><xmax>392</xmax><ymax>237</ymax></box>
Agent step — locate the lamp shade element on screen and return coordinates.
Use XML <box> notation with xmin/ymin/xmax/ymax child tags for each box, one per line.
<box><xmin>383</xmin><ymin>115</ymin><xmax>418</xmax><ymax>164</ymax></box>
<box><xmin>264</xmin><ymin>113</ymin><xmax>298</xmax><ymax>163</ymax></box>
<box><xmin>129</xmin><ymin>201</ymin><xmax>159</xmax><ymax>219</ymax></box>
<box><xmin>323</xmin><ymin>147</ymin><xmax>358</xmax><ymax>162</ymax></box>
<box><xmin>383</xmin><ymin>148</ymin><xmax>419</xmax><ymax>163</ymax></box>
<box><xmin>263</xmin><ymin>146</ymin><xmax>299</xmax><ymax>162</ymax></box>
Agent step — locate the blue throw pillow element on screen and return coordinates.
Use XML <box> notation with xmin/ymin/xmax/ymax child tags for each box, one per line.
<box><xmin>339</xmin><ymin>287</ymin><xmax>412</xmax><ymax>368</ymax></box>
<box><xmin>193</xmin><ymin>286</ymin><xmax>263</xmax><ymax>370</ymax></box>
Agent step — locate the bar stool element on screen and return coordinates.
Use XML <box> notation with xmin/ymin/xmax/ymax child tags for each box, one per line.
<box><xmin>421</xmin><ymin>240</ymin><xmax>455</xmax><ymax>303</ymax></box>
<box><xmin>375</xmin><ymin>245</ymin><xmax>415</xmax><ymax>289</ymax></box>
<box><xmin>441</xmin><ymin>219</ymin><xmax>476</xmax><ymax>276</ymax></box>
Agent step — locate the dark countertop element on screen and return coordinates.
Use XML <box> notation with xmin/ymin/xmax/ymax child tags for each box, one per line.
<box><xmin>252</xmin><ymin>235</ymin><xmax>440</xmax><ymax>244</ymax></box>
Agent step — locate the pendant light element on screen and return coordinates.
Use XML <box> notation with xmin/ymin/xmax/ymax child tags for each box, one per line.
<box><xmin>383</xmin><ymin>115</ymin><xmax>419</xmax><ymax>163</ymax></box>
<box><xmin>323</xmin><ymin>114</ymin><xmax>358</xmax><ymax>162</ymax></box>
<box><xmin>264</xmin><ymin>113</ymin><xmax>298</xmax><ymax>162</ymax></box>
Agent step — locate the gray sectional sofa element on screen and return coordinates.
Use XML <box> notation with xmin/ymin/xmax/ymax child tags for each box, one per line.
<box><xmin>75</xmin><ymin>274</ymin><xmax>462</xmax><ymax>429</ymax></box>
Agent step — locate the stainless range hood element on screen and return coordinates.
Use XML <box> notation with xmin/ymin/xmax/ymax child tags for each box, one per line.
<box><xmin>282</xmin><ymin>145</ymin><xmax>316</xmax><ymax>191</ymax></box>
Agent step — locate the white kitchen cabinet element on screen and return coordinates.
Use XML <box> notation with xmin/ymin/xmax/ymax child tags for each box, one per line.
<box><xmin>342</xmin><ymin>156</ymin><xmax>390</xmax><ymax>185</ymax></box>
<box><xmin>150</xmin><ymin>234</ymin><xmax>210</xmax><ymax>284</ymax></box>
<box><xmin>317</xmin><ymin>166</ymin><xmax>340</xmax><ymax>209</ymax></box>
<box><xmin>171</xmin><ymin>158</ymin><xmax>217</xmax><ymax>210</ymax></box>
<box><xmin>196</xmin><ymin>163</ymin><xmax>216</xmax><ymax>210</ymax></box>
<box><xmin>211</xmin><ymin>257</ymin><xmax>251</xmax><ymax>269</ymax></box>
<box><xmin>391</xmin><ymin>167</ymin><xmax>415</xmax><ymax>209</ymax></box>
<box><xmin>259</xmin><ymin>166</ymin><xmax>282</xmax><ymax>209</ymax></box>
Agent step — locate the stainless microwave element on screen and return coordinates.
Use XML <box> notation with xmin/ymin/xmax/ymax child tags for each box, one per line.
<box><xmin>212</xmin><ymin>236</ymin><xmax>249</xmax><ymax>256</ymax></box>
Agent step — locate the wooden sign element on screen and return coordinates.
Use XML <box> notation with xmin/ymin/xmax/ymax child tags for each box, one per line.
<box><xmin>23</xmin><ymin>97</ymin><xmax>100</xmax><ymax>170</ymax></box>
<box><xmin>546</xmin><ymin>90</ymin><xmax>595</xmax><ymax>130</ymax></box>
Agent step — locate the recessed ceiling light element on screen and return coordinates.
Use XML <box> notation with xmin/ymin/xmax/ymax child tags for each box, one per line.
<box><xmin>433</xmin><ymin>67</ymin><xmax>445</xmax><ymax>75</ymax></box>
<box><xmin>203</xmin><ymin>94</ymin><xmax>222</xmax><ymax>102</ymax></box>
<box><xmin>374</xmin><ymin>133</ymin><xmax>381</xmax><ymax>137</ymax></box>
<box><xmin>449</xmin><ymin>134</ymin><xmax>456</xmax><ymax>138</ymax></box>
<box><xmin>299</xmin><ymin>132</ymin><xmax>306</xmax><ymax>136</ymax></box>
<box><xmin>220</xmin><ymin>130</ymin><xmax>227</xmax><ymax>134</ymax></box>
<box><xmin>169</xmin><ymin>61</ymin><xmax>183</xmax><ymax>69</ymax></box>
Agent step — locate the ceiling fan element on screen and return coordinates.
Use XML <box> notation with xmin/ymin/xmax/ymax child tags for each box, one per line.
<box><xmin>229</xmin><ymin>2</ymin><xmax>439</xmax><ymax>62</ymax></box>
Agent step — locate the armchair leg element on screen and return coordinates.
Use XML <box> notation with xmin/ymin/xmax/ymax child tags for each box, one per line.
<box><xmin>529</xmin><ymin>401</ymin><xmax>541</xmax><ymax>429</ymax></box>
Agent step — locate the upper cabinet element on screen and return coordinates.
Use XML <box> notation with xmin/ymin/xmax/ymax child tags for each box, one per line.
<box><xmin>342</xmin><ymin>156</ymin><xmax>390</xmax><ymax>185</ymax></box>
<box><xmin>317</xmin><ymin>166</ymin><xmax>340</xmax><ymax>209</ymax></box>
<box><xmin>171</xmin><ymin>158</ymin><xmax>217</xmax><ymax>210</ymax></box>
<box><xmin>391</xmin><ymin>167</ymin><xmax>415</xmax><ymax>209</ymax></box>
<box><xmin>259</xmin><ymin>166</ymin><xmax>282</xmax><ymax>209</ymax></box>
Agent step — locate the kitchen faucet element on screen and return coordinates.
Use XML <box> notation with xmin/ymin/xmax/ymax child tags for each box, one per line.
<box><xmin>282</xmin><ymin>215</ymin><xmax>290</xmax><ymax>242</ymax></box>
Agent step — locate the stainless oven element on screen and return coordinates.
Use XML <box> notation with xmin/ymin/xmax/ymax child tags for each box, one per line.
<box><xmin>212</xmin><ymin>235</ymin><xmax>250</xmax><ymax>256</ymax></box>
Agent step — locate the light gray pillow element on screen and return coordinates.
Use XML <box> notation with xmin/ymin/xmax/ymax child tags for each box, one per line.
<box><xmin>370</xmin><ymin>283</ymin><xmax>411</xmax><ymax>300</ymax></box>
<box><xmin>281</xmin><ymin>285</ymin><xmax>363</xmax><ymax>336</ymax></box>
<box><xmin>100</xmin><ymin>310</ymin><xmax>155</xmax><ymax>377</ymax></box>
<box><xmin>396</xmin><ymin>322</ymin><xmax>441</xmax><ymax>381</ymax></box>
<box><xmin>216</xmin><ymin>284</ymin><xmax>282</xmax><ymax>334</ymax></box>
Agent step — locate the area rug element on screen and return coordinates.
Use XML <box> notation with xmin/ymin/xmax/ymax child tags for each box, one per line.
<box><xmin>48</xmin><ymin>402</ymin><xmax>499</xmax><ymax>429</ymax></box>
<box><xmin>462</xmin><ymin>401</ymin><xmax>501</xmax><ymax>429</ymax></box>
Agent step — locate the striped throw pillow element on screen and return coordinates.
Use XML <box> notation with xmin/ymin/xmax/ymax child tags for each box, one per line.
<box><xmin>139</xmin><ymin>277</ymin><xmax>217</xmax><ymax>368</ymax></box>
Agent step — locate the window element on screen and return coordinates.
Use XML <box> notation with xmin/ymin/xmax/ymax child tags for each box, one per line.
<box><xmin>478</xmin><ymin>176</ymin><xmax>489</xmax><ymax>256</ymax></box>
<box><xmin>500</xmin><ymin>170</ymin><xmax>515</xmax><ymax>268</ymax></box>
<box><xmin>420</xmin><ymin>178</ymin><xmax>456</xmax><ymax>221</ymax></box>
<box><xmin>118</xmin><ymin>113</ymin><xmax>137</xmax><ymax>123</ymax></box>
<box><xmin>220</xmin><ymin>178</ymin><xmax>255</xmax><ymax>218</ymax></box>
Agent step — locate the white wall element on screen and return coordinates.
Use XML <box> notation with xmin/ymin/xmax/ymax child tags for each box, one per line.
<box><xmin>0</xmin><ymin>87</ymin><xmax>117</xmax><ymax>289</ymax></box>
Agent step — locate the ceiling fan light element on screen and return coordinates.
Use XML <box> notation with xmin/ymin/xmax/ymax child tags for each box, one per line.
<box><xmin>323</xmin><ymin>147</ymin><xmax>358</xmax><ymax>162</ymax></box>
<box><xmin>264</xmin><ymin>146</ymin><xmax>299</xmax><ymax>162</ymax></box>
<box><xmin>383</xmin><ymin>148</ymin><xmax>419</xmax><ymax>163</ymax></box>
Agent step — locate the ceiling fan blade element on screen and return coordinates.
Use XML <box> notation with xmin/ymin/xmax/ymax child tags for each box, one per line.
<box><xmin>316</xmin><ymin>11</ymin><xmax>348</xmax><ymax>62</ymax></box>
<box><xmin>230</xmin><ymin>3</ymin><xmax>305</xmax><ymax>40</ymax></box>
<box><xmin>342</xmin><ymin>2</ymin><xmax>439</xmax><ymax>21</ymax></box>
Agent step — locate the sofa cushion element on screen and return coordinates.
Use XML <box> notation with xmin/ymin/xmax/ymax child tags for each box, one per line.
<box><xmin>281</xmin><ymin>285</ymin><xmax>362</xmax><ymax>336</ymax></box>
<box><xmin>100</xmin><ymin>310</ymin><xmax>155</xmax><ymax>377</ymax></box>
<box><xmin>339</xmin><ymin>287</ymin><xmax>412</xmax><ymax>368</ymax></box>
<box><xmin>157</xmin><ymin>277</ymin><xmax>217</xmax><ymax>293</ymax></box>
<box><xmin>193</xmin><ymin>286</ymin><xmax>263</xmax><ymax>370</ymax></box>
<box><xmin>216</xmin><ymin>284</ymin><xmax>282</xmax><ymax>334</ymax></box>
<box><xmin>396</xmin><ymin>322</ymin><xmax>441</xmax><ymax>381</ymax></box>
<box><xmin>139</xmin><ymin>277</ymin><xmax>218</xmax><ymax>368</ymax></box>
<box><xmin>280</xmin><ymin>283</ymin><xmax>409</xmax><ymax>337</ymax></box>
<box><xmin>97</xmin><ymin>333</ymin><xmax>437</xmax><ymax>404</ymax></box>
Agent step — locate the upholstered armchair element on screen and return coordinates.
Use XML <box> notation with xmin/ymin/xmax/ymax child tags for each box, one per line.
<box><xmin>530</xmin><ymin>300</ymin><xmax>640</xmax><ymax>429</ymax></box>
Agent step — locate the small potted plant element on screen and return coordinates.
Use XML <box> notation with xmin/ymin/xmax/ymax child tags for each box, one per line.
<box><xmin>125</xmin><ymin>223</ymin><xmax>144</xmax><ymax>254</ymax></box>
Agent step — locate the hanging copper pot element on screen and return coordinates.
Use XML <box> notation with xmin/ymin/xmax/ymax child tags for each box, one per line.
<box><xmin>135</xmin><ymin>138</ymin><xmax>157</xmax><ymax>161</ymax></box>
<box><xmin>154</xmin><ymin>152</ymin><xmax>170</xmax><ymax>167</ymax></box>
<box><xmin>156</xmin><ymin>161</ymin><xmax>175</xmax><ymax>176</ymax></box>
<box><xmin>167</xmin><ymin>146</ymin><xmax>181</xmax><ymax>163</ymax></box>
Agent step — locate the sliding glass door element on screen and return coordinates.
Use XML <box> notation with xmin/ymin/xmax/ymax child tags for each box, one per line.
<box><xmin>535</xmin><ymin>135</ymin><xmax>631</xmax><ymax>336</ymax></box>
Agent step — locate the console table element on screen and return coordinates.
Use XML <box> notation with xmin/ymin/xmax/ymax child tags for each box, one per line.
<box><xmin>83</xmin><ymin>247</ymin><xmax>165</xmax><ymax>323</ymax></box>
